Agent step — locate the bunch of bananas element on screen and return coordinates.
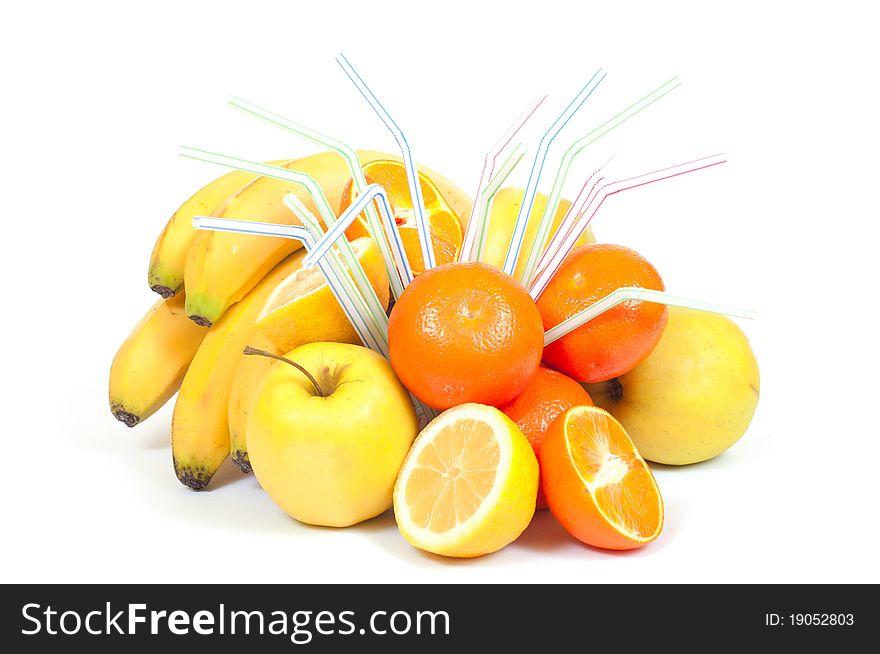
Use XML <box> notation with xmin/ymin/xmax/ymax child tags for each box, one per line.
<box><xmin>109</xmin><ymin>150</ymin><xmax>470</xmax><ymax>490</ymax></box>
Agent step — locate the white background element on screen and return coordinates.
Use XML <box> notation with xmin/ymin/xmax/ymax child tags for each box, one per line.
<box><xmin>2</xmin><ymin>0</ymin><xmax>878</xmax><ymax>584</ymax></box>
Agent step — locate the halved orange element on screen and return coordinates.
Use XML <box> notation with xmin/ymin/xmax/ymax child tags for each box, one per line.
<box><xmin>340</xmin><ymin>160</ymin><xmax>463</xmax><ymax>274</ymax></box>
<box><xmin>540</xmin><ymin>405</ymin><xmax>663</xmax><ymax>550</ymax></box>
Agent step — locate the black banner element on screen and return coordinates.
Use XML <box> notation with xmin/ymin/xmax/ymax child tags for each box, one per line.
<box><xmin>1</xmin><ymin>584</ymin><xmax>872</xmax><ymax>650</ymax></box>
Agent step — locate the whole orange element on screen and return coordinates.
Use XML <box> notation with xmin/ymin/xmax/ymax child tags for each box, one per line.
<box><xmin>498</xmin><ymin>366</ymin><xmax>593</xmax><ymax>509</ymax></box>
<box><xmin>537</xmin><ymin>244</ymin><xmax>667</xmax><ymax>383</ymax></box>
<box><xmin>388</xmin><ymin>262</ymin><xmax>544</xmax><ymax>409</ymax></box>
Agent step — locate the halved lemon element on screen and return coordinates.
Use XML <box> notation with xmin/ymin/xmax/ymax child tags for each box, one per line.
<box><xmin>255</xmin><ymin>237</ymin><xmax>390</xmax><ymax>353</ymax></box>
<box><xmin>540</xmin><ymin>405</ymin><xmax>664</xmax><ymax>550</ymax></box>
<box><xmin>340</xmin><ymin>160</ymin><xmax>463</xmax><ymax>274</ymax></box>
<box><xmin>393</xmin><ymin>403</ymin><xmax>538</xmax><ymax>558</ymax></box>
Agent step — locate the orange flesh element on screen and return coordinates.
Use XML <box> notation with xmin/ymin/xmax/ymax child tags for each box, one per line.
<box><xmin>566</xmin><ymin>410</ymin><xmax>661</xmax><ymax>540</ymax></box>
<box><xmin>405</xmin><ymin>419</ymin><xmax>499</xmax><ymax>533</ymax></box>
<box><xmin>343</xmin><ymin>161</ymin><xmax>462</xmax><ymax>273</ymax></box>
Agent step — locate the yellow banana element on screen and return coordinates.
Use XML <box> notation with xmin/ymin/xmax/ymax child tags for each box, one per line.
<box><xmin>227</xmin><ymin>333</ymin><xmax>282</xmax><ymax>473</ymax></box>
<box><xmin>148</xmin><ymin>160</ymin><xmax>292</xmax><ymax>297</ymax></box>
<box><xmin>183</xmin><ymin>150</ymin><xmax>471</xmax><ymax>326</ymax></box>
<box><xmin>172</xmin><ymin>251</ymin><xmax>306</xmax><ymax>490</ymax></box>
<box><xmin>109</xmin><ymin>293</ymin><xmax>207</xmax><ymax>427</ymax></box>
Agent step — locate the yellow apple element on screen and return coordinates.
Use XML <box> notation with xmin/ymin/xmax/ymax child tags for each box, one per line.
<box><xmin>584</xmin><ymin>307</ymin><xmax>760</xmax><ymax>465</ymax></box>
<box><xmin>246</xmin><ymin>342</ymin><xmax>418</xmax><ymax>527</ymax></box>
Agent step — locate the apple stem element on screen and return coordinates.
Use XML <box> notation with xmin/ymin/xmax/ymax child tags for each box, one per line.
<box><xmin>243</xmin><ymin>346</ymin><xmax>327</xmax><ymax>397</ymax></box>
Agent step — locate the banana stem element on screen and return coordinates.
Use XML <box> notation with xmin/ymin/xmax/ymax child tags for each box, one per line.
<box><xmin>242</xmin><ymin>346</ymin><xmax>327</xmax><ymax>397</ymax></box>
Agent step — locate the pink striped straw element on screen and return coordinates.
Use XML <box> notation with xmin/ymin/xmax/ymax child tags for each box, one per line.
<box><xmin>458</xmin><ymin>95</ymin><xmax>547</xmax><ymax>262</ymax></box>
<box><xmin>526</xmin><ymin>154</ymin><xmax>615</xmax><ymax>285</ymax></box>
<box><xmin>528</xmin><ymin>153</ymin><xmax>727</xmax><ymax>300</ymax></box>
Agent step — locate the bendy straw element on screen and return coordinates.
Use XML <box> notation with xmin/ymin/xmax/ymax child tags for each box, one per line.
<box><xmin>529</xmin><ymin>153</ymin><xmax>728</xmax><ymax>299</ymax></box>
<box><xmin>502</xmin><ymin>68</ymin><xmax>606</xmax><ymax>278</ymax></box>
<box><xmin>544</xmin><ymin>287</ymin><xmax>757</xmax><ymax>346</ymax></box>
<box><xmin>177</xmin><ymin>146</ymin><xmax>387</xmax><ymax>335</ymax></box>
<box><xmin>272</xmin><ymin>202</ymin><xmax>434</xmax><ymax>421</ymax></box>
<box><xmin>302</xmin><ymin>183</ymin><xmax>412</xmax><ymax>300</ymax></box>
<box><xmin>178</xmin><ymin>147</ymin><xmax>338</xmax><ymax>226</ymax></box>
<box><xmin>226</xmin><ymin>96</ymin><xmax>400</xmax><ymax>289</ymax></box>
<box><xmin>459</xmin><ymin>96</ymin><xmax>547</xmax><ymax>262</ymax></box>
<box><xmin>472</xmin><ymin>142</ymin><xmax>529</xmax><ymax>262</ymax></box>
<box><xmin>336</xmin><ymin>53</ymin><xmax>435</xmax><ymax>271</ymax></box>
<box><xmin>523</xmin><ymin>154</ymin><xmax>614</xmax><ymax>279</ymax></box>
<box><xmin>191</xmin><ymin>217</ymin><xmax>385</xmax><ymax>354</ymax></box>
<box><xmin>519</xmin><ymin>78</ymin><xmax>681</xmax><ymax>285</ymax></box>
<box><xmin>282</xmin><ymin>194</ymin><xmax>389</xmax><ymax>353</ymax></box>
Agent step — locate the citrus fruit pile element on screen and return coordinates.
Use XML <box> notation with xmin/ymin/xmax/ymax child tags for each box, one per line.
<box><xmin>111</xmin><ymin>150</ymin><xmax>760</xmax><ymax>559</ymax></box>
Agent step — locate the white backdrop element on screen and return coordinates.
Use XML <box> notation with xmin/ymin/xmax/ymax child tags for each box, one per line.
<box><xmin>2</xmin><ymin>0</ymin><xmax>877</xmax><ymax>583</ymax></box>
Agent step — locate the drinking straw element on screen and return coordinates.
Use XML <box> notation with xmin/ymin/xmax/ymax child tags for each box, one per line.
<box><xmin>529</xmin><ymin>153</ymin><xmax>727</xmax><ymax>300</ymax></box>
<box><xmin>458</xmin><ymin>96</ymin><xmax>547</xmax><ymax>262</ymax></box>
<box><xmin>178</xmin><ymin>146</ymin><xmax>387</xmax><ymax>336</ymax></box>
<box><xmin>519</xmin><ymin>78</ymin><xmax>681</xmax><ymax>285</ymax></box>
<box><xmin>336</xmin><ymin>53</ymin><xmax>435</xmax><ymax>270</ymax></box>
<box><xmin>502</xmin><ymin>68</ymin><xmax>606</xmax><ymax>278</ymax></box>
<box><xmin>544</xmin><ymin>287</ymin><xmax>757</xmax><ymax>346</ymax></box>
<box><xmin>522</xmin><ymin>154</ymin><xmax>614</xmax><ymax>280</ymax></box>
<box><xmin>282</xmin><ymin>194</ymin><xmax>389</xmax><ymax>353</ymax></box>
<box><xmin>278</xmin><ymin>198</ymin><xmax>436</xmax><ymax>421</ymax></box>
<box><xmin>191</xmin><ymin>217</ymin><xmax>385</xmax><ymax>354</ymax></box>
<box><xmin>472</xmin><ymin>142</ymin><xmax>529</xmax><ymax>262</ymax></box>
<box><xmin>192</xmin><ymin>195</ymin><xmax>435</xmax><ymax>424</ymax></box>
<box><xmin>226</xmin><ymin>96</ymin><xmax>400</xmax><ymax>288</ymax></box>
<box><xmin>302</xmin><ymin>183</ymin><xmax>412</xmax><ymax>300</ymax></box>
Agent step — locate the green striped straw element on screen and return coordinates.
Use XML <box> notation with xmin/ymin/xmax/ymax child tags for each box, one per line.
<box><xmin>177</xmin><ymin>147</ymin><xmax>388</xmax><ymax>341</ymax></box>
<box><xmin>544</xmin><ymin>287</ymin><xmax>757</xmax><ymax>346</ymax></box>
<box><xmin>473</xmin><ymin>142</ymin><xmax>529</xmax><ymax>262</ymax></box>
<box><xmin>226</xmin><ymin>97</ymin><xmax>400</xmax><ymax>290</ymax></box>
<box><xmin>520</xmin><ymin>77</ymin><xmax>681</xmax><ymax>286</ymax></box>
<box><xmin>283</xmin><ymin>194</ymin><xmax>389</xmax><ymax>355</ymax></box>
<box><xmin>285</xmin><ymin>194</ymin><xmax>436</xmax><ymax>421</ymax></box>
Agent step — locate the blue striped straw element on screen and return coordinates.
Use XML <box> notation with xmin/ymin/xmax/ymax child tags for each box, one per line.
<box><xmin>502</xmin><ymin>68</ymin><xmax>606</xmax><ymax>279</ymax></box>
<box><xmin>336</xmin><ymin>53</ymin><xmax>435</xmax><ymax>271</ymax></box>
<box><xmin>191</xmin><ymin>217</ymin><xmax>385</xmax><ymax>354</ymax></box>
<box><xmin>303</xmin><ymin>183</ymin><xmax>412</xmax><ymax>300</ymax></box>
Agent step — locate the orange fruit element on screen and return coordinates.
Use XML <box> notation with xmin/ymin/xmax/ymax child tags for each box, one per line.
<box><xmin>540</xmin><ymin>405</ymin><xmax>663</xmax><ymax>550</ymax></box>
<box><xmin>388</xmin><ymin>262</ymin><xmax>544</xmax><ymax>410</ymax></box>
<box><xmin>498</xmin><ymin>366</ymin><xmax>593</xmax><ymax>509</ymax></box>
<box><xmin>537</xmin><ymin>243</ymin><xmax>667</xmax><ymax>383</ymax></box>
<box><xmin>341</xmin><ymin>159</ymin><xmax>463</xmax><ymax>274</ymax></box>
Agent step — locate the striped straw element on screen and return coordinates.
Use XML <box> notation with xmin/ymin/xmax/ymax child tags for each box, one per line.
<box><xmin>519</xmin><ymin>78</ymin><xmax>681</xmax><ymax>285</ymax></box>
<box><xmin>527</xmin><ymin>154</ymin><xmax>615</xmax><ymax>283</ymax></box>
<box><xmin>226</xmin><ymin>97</ymin><xmax>400</xmax><ymax>291</ymax></box>
<box><xmin>178</xmin><ymin>146</ymin><xmax>388</xmax><ymax>337</ymax></box>
<box><xmin>192</xmin><ymin>217</ymin><xmax>385</xmax><ymax>354</ymax></box>
<box><xmin>282</xmin><ymin>194</ymin><xmax>389</xmax><ymax>354</ymax></box>
<box><xmin>459</xmin><ymin>95</ymin><xmax>546</xmax><ymax>262</ymax></box>
<box><xmin>302</xmin><ymin>183</ymin><xmax>412</xmax><ymax>300</ymax></box>
<box><xmin>473</xmin><ymin>142</ymin><xmax>529</xmax><ymax>262</ymax></box>
<box><xmin>280</xmin><ymin>198</ymin><xmax>435</xmax><ymax>421</ymax></box>
<box><xmin>336</xmin><ymin>53</ymin><xmax>434</xmax><ymax>271</ymax></box>
<box><xmin>544</xmin><ymin>287</ymin><xmax>757</xmax><ymax>346</ymax></box>
<box><xmin>529</xmin><ymin>153</ymin><xmax>728</xmax><ymax>300</ymax></box>
<box><xmin>502</xmin><ymin>69</ymin><xmax>606</xmax><ymax>279</ymax></box>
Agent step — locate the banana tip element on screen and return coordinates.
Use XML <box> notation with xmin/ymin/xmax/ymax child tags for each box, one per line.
<box><xmin>150</xmin><ymin>285</ymin><xmax>176</xmax><ymax>299</ymax></box>
<box><xmin>231</xmin><ymin>451</ymin><xmax>252</xmax><ymax>474</ymax></box>
<box><xmin>112</xmin><ymin>408</ymin><xmax>140</xmax><ymax>428</ymax></box>
<box><xmin>188</xmin><ymin>315</ymin><xmax>213</xmax><ymax>328</ymax></box>
<box><xmin>174</xmin><ymin>465</ymin><xmax>212</xmax><ymax>491</ymax></box>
